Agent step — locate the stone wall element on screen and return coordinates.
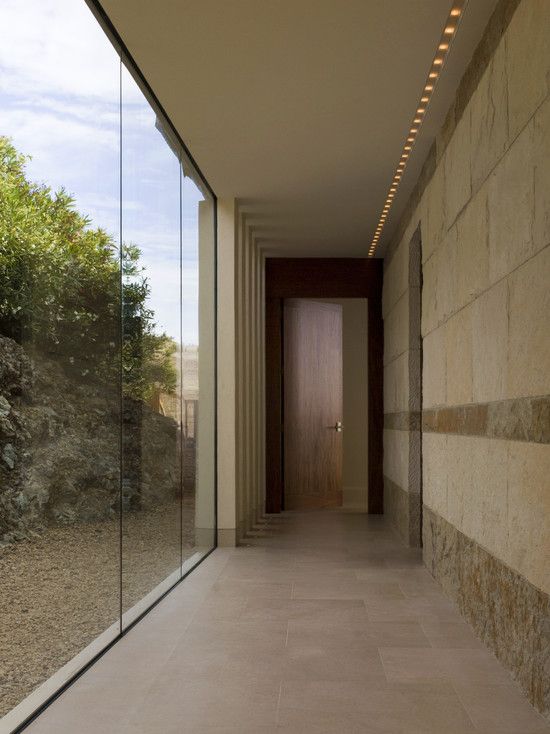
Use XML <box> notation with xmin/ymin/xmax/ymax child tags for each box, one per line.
<box><xmin>382</xmin><ymin>0</ymin><xmax>550</xmax><ymax>717</ymax></box>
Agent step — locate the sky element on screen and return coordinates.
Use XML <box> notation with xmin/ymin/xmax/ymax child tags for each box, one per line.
<box><xmin>0</xmin><ymin>0</ymin><xmax>206</xmax><ymax>344</ymax></box>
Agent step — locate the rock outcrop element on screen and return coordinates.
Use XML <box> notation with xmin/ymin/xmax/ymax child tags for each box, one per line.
<box><xmin>0</xmin><ymin>336</ymin><xmax>180</xmax><ymax>545</ymax></box>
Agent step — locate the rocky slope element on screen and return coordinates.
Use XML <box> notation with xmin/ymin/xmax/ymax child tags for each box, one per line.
<box><xmin>0</xmin><ymin>336</ymin><xmax>180</xmax><ymax>545</ymax></box>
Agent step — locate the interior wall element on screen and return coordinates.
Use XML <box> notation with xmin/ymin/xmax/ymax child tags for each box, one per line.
<box><xmin>382</xmin><ymin>0</ymin><xmax>550</xmax><ymax>718</ymax></box>
<box><xmin>217</xmin><ymin>200</ymin><xmax>266</xmax><ymax>545</ymax></box>
<box><xmin>321</xmin><ymin>299</ymin><xmax>369</xmax><ymax>510</ymax></box>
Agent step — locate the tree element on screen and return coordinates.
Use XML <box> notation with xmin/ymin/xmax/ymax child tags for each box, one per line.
<box><xmin>0</xmin><ymin>136</ymin><xmax>177</xmax><ymax>400</ymax></box>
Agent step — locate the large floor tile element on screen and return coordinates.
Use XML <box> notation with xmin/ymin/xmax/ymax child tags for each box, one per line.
<box><xmin>23</xmin><ymin>510</ymin><xmax>550</xmax><ymax>734</ymax></box>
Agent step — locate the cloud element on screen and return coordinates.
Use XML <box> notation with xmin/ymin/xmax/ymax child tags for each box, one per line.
<box><xmin>0</xmin><ymin>0</ymin><xmax>120</xmax><ymax>101</ymax></box>
<box><xmin>0</xmin><ymin>0</ymin><xmax>210</xmax><ymax>345</ymax></box>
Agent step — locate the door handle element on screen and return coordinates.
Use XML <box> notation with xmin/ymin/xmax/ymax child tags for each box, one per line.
<box><xmin>333</xmin><ymin>421</ymin><xmax>343</xmax><ymax>432</ymax></box>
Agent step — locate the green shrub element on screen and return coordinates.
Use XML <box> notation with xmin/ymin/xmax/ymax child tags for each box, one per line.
<box><xmin>0</xmin><ymin>136</ymin><xmax>177</xmax><ymax>400</ymax></box>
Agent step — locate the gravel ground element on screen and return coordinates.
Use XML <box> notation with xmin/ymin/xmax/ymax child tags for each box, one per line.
<box><xmin>0</xmin><ymin>496</ymin><xmax>202</xmax><ymax>718</ymax></box>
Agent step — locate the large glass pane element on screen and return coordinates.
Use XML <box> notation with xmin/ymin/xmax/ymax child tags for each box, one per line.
<box><xmin>121</xmin><ymin>65</ymin><xmax>182</xmax><ymax>621</ymax></box>
<box><xmin>181</xmin><ymin>175</ymin><xmax>216</xmax><ymax>563</ymax></box>
<box><xmin>0</xmin><ymin>0</ymin><xmax>121</xmax><ymax>717</ymax></box>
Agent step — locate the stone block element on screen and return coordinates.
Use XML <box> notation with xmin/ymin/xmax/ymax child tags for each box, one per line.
<box><xmin>488</xmin><ymin>115</ymin><xmax>535</xmax><ymax>284</ymax></box>
<box><xmin>382</xmin><ymin>428</ymin><xmax>409</xmax><ymax>491</ymax></box>
<box><xmin>534</xmin><ymin>95</ymin><xmax>550</xmax><ymax>252</ymax></box>
<box><xmin>383</xmin><ymin>291</ymin><xmax>409</xmax><ymax>366</ymax></box>
<box><xmin>508</xmin><ymin>245</ymin><xmax>550</xmax><ymax>398</ymax></box>
<box><xmin>506</xmin><ymin>0</ymin><xmax>550</xmax><ymax>140</ymax></box>
<box><xmin>455</xmin><ymin>183</ymin><xmax>490</xmax><ymax>312</ymax></box>
<box><xmin>383</xmin><ymin>350</ymin><xmax>409</xmax><ymax>414</ymax></box>
<box><xmin>508</xmin><ymin>441</ymin><xmax>550</xmax><ymax>594</ymax></box>
<box><xmin>422</xmin><ymin>432</ymin><xmax>448</xmax><ymax>518</ymax></box>
<box><xmin>470</xmin><ymin>39</ymin><xmax>509</xmax><ymax>192</ymax></box>
<box><xmin>472</xmin><ymin>279</ymin><xmax>508</xmax><ymax>403</ymax></box>
<box><xmin>423</xmin><ymin>506</ymin><xmax>550</xmax><ymax>719</ymax></box>
<box><xmin>444</xmin><ymin>111</ymin><xmax>472</xmax><ymax>228</ymax></box>
<box><xmin>422</xmin><ymin>226</ymin><xmax>458</xmax><ymax>333</ymax></box>
<box><xmin>422</xmin><ymin>162</ymin><xmax>446</xmax><ymax>264</ymax></box>
<box><xmin>446</xmin><ymin>434</ymin><xmax>473</xmax><ymax>533</ymax></box>
<box><xmin>466</xmin><ymin>438</ymin><xmax>509</xmax><ymax>564</ymax></box>
<box><xmin>382</xmin><ymin>237</ymin><xmax>408</xmax><ymax>317</ymax></box>
<box><xmin>422</xmin><ymin>325</ymin><xmax>446</xmax><ymax>409</ymax></box>
<box><xmin>446</xmin><ymin>306</ymin><xmax>473</xmax><ymax>406</ymax></box>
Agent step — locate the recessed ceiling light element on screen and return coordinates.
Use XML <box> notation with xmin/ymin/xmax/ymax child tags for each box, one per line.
<box><xmin>369</xmin><ymin>1</ymin><xmax>464</xmax><ymax>256</ymax></box>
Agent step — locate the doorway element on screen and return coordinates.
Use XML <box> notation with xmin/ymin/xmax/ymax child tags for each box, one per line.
<box><xmin>283</xmin><ymin>298</ymin><xmax>369</xmax><ymax>511</ymax></box>
<box><xmin>264</xmin><ymin>258</ymin><xmax>383</xmax><ymax>515</ymax></box>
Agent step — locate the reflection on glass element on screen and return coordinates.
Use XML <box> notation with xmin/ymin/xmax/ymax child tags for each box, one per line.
<box><xmin>182</xmin><ymin>178</ymin><xmax>216</xmax><ymax>558</ymax></box>
<box><xmin>121</xmin><ymin>65</ymin><xmax>182</xmax><ymax>619</ymax></box>
<box><xmin>0</xmin><ymin>0</ymin><xmax>216</xmax><ymax>725</ymax></box>
<box><xmin>0</xmin><ymin>0</ymin><xmax>121</xmax><ymax>717</ymax></box>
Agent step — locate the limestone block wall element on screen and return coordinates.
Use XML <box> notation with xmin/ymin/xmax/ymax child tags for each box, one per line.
<box><xmin>383</xmin><ymin>0</ymin><xmax>550</xmax><ymax>717</ymax></box>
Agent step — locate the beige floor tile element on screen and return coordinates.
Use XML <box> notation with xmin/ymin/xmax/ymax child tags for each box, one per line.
<box><xmin>454</xmin><ymin>683</ymin><xmax>550</xmax><ymax>732</ymax></box>
<box><xmin>23</xmin><ymin>510</ymin><xmax>549</xmax><ymax>734</ymax></box>
<box><xmin>291</xmin><ymin>580</ymin><xmax>405</xmax><ymax>601</ymax></box>
<box><xmin>420</xmin><ymin>620</ymin><xmax>485</xmax><ymax>649</ymax></box>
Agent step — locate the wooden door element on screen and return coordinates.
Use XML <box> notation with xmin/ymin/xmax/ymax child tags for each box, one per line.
<box><xmin>283</xmin><ymin>299</ymin><xmax>343</xmax><ymax>510</ymax></box>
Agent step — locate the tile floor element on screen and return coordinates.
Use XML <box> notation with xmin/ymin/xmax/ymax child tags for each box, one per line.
<box><xmin>25</xmin><ymin>511</ymin><xmax>550</xmax><ymax>733</ymax></box>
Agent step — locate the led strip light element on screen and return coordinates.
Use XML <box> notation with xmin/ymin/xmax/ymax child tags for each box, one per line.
<box><xmin>368</xmin><ymin>1</ymin><xmax>467</xmax><ymax>257</ymax></box>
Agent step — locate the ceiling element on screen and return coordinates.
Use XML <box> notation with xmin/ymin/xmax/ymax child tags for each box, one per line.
<box><xmin>98</xmin><ymin>0</ymin><xmax>498</xmax><ymax>257</ymax></box>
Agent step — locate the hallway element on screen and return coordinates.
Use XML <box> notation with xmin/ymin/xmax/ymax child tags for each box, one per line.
<box><xmin>26</xmin><ymin>511</ymin><xmax>549</xmax><ymax>734</ymax></box>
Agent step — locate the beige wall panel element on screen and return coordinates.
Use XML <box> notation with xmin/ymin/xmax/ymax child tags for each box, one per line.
<box><xmin>422</xmin><ymin>324</ymin><xmax>446</xmax><ymax>409</ymax></box>
<box><xmin>508</xmin><ymin>441</ymin><xmax>550</xmax><ymax>594</ymax></box>
<box><xmin>423</xmin><ymin>163</ymin><xmax>446</xmax><ymax>264</ymax></box>
<box><xmin>383</xmin><ymin>350</ymin><xmax>409</xmax><ymax>414</ymax></box>
<box><xmin>444</xmin><ymin>111</ymin><xmax>472</xmax><ymax>228</ymax></box>
<box><xmin>487</xmin><ymin>117</ymin><xmax>535</xmax><ymax>285</ymax></box>
<box><xmin>464</xmin><ymin>437</ymin><xmax>509</xmax><ymax>562</ymax></box>
<box><xmin>445</xmin><ymin>435</ymin><xmax>507</xmax><ymax>552</ymax></box>
<box><xmin>446</xmin><ymin>305</ymin><xmax>473</xmax><ymax>406</ymax></box>
<box><xmin>471</xmin><ymin>279</ymin><xmax>508</xmax><ymax>404</ymax></box>
<box><xmin>216</xmin><ymin>199</ymin><xmax>237</xmax><ymax>538</ymax></box>
<box><xmin>422</xmin><ymin>226</ymin><xmax>458</xmax><ymax>335</ymax></box>
<box><xmin>383</xmin><ymin>428</ymin><xmax>409</xmax><ymax>492</ymax></box>
<box><xmin>508</xmin><ymin>244</ymin><xmax>550</xmax><ymax>398</ymax></box>
<box><xmin>445</xmin><ymin>434</ymin><xmax>473</xmax><ymax>535</ymax></box>
<box><xmin>383</xmin><ymin>291</ymin><xmax>409</xmax><ymax>366</ymax></box>
<box><xmin>533</xmin><ymin>95</ymin><xmax>550</xmax><ymax>253</ymax></box>
<box><xmin>455</xmin><ymin>183</ymin><xmax>489</xmax><ymax>312</ymax></box>
<box><xmin>422</xmin><ymin>432</ymin><xmax>448</xmax><ymax>517</ymax></box>
<box><xmin>382</xmin><ymin>238</ymin><xmax>408</xmax><ymax>318</ymax></box>
<box><xmin>470</xmin><ymin>40</ymin><xmax>509</xmax><ymax>192</ymax></box>
<box><xmin>506</xmin><ymin>0</ymin><xmax>550</xmax><ymax>140</ymax></box>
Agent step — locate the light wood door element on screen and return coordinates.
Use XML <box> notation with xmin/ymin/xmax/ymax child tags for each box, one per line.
<box><xmin>283</xmin><ymin>299</ymin><xmax>343</xmax><ymax>510</ymax></box>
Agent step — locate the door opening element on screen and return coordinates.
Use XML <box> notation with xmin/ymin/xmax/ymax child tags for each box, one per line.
<box><xmin>282</xmin><ymin>298</ymin><xmax>369</xmax><ymax>512</ymax></box>
<box><xmin>264</xmin><ymin>257</ymin><xmax>383</xmax><ymax>515</ymax></box>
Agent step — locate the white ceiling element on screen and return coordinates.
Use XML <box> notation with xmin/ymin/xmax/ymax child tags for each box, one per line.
<box><xmin>99</xmin><ymin>0</ymin><xmax>498</xmax><ymax>257</ymax></box>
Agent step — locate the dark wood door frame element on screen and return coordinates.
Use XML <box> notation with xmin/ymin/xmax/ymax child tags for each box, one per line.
<box><xmin>265</xmin><ymin>258</ymin><xmax>383</xmax><ymax>515</ymax></box>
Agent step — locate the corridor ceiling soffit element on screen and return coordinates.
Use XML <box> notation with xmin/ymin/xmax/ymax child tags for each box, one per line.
<box><xmin>99</xmin><ymin>0</ymin><xmax>499</xmax><ymax>257</ymax></box>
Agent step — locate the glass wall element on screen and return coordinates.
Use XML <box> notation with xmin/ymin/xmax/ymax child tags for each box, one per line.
<box><xmin>0</xmin><ymin>0</ymin><xmax>216</xmax><ymax>727</ymax></box>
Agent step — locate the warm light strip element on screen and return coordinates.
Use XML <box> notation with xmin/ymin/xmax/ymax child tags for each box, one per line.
<box><xmin>368</xmin><ymin>0</ymin><xmax>467</xmax><ymax>257</ymax></box>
